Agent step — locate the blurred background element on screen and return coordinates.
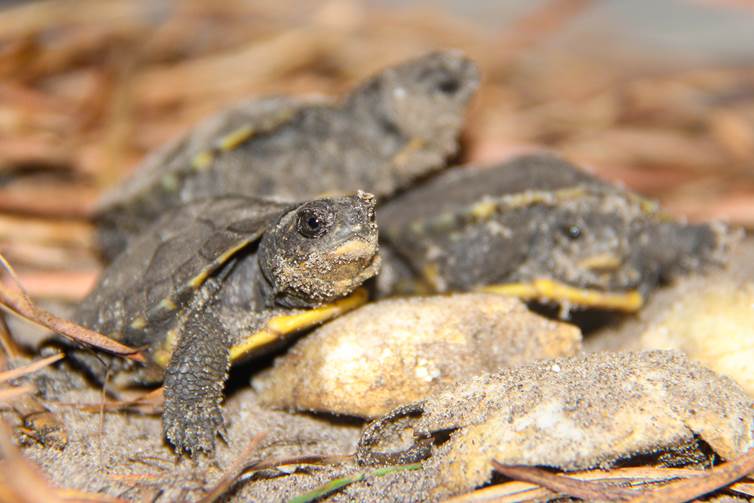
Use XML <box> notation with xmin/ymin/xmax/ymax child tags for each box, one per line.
<box><xmin>0</xmin><ymin>0</ymin><xmax>753</xmax><ymax>301</ymax></box>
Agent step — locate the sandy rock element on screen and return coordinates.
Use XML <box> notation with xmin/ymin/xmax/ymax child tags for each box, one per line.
<box><xmin>357</xmin><ymin>350</ymin><xmax>754</xmax><ymax>498</ymax></box>
<box><xmin>586</xmin><ymin>238</ymin><xmax>754</xmax><ymax>396</ymax></box>
<box><xmin>639</xmin><ymin>279</ymin><xmax>754</xmax><ymax>396</ymax></box>
<box><xmin>255</xmin><ymin>293</ymin><xmax>581</xmax><ymax>418</ymax></box>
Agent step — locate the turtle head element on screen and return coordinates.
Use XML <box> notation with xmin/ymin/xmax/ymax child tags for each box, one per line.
<box><xmin>532</xmin><ymin>190</ymin><xmax>732</xmax><ymax>294</ymax></box>
<box><xmin>535</xmin><ymin>204</ymin><xmax>640</xmax><ymax>292</ymax></box>
<box><xmin>258</xmin><ymin>191</ymin><xmax>381</xmax><ymax>308</ymax></box>
<box><xmin>347</xmin><ymin>50</ymin><xmax>479</xmax><ymax>146</ymax></box>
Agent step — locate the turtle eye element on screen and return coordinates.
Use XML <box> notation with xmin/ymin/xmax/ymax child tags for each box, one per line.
<box><xmin>296</xmin><ymin>209</ymin><xmax>329</xmax><ymax>238</ymax></box>
<box><xmin>420</xmin><ymin>67</ymin><xmax>461</xmax><ymax>97</ymax></box>
<box><xmin>436</xmin><ymin>77</ymin><xmax>460</xmax><ymax>95</ymax></box>
<box><xmin>563</xmin><ymin>224</ymin><xmax>582</xmax><ymax>240</ymax></box>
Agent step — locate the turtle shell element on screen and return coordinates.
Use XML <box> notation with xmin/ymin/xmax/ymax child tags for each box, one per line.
<box><xmin>95</xmin><ymin>50</ymin><xmax>479</xmax><ymax>259</ymax></box>
<box><xmin>76</xmin><ymin>195</ymin><xmax>289</xmax><ymax>351</ymax></box>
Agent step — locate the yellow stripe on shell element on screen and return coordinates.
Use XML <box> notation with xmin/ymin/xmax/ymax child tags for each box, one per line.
<box><xmin>129</xmin><ymin>317</ymin><xmax>147</xmax><ymax>330</ymax></box>
<box><xmin>191</xmin><ymin>150</ymin><xmax>214</xmax><ymax>171</ymax></box>
<box><xmin>188</xmin><ymin>239</ymin><xmax>253</xmax><ymax>289</ymax></box>
<box><xmin>423</xmin><ymin>188</ymin><xmax>590</xmax><ymax>233</ymax></box>
<box><xmin>229</xmin><ymin>287</ymin><xmax>368</xmax><ymax>362</ymax></box>
<box><xmin>478</xmin><ymin>278</ymin><xmax>643</xmax><ymax>312</ymax></box>
<box><xmin>151</xmin><ymin>288</ymin><xmax>368</xmax><ymax>368</ymax></box>
<box><xmin>490</xmin><ymin>187</ymin><xmax>586</xmax><ymax>214</ymax></box>
<box><xmin>160</xmin><ymin>174</ymin><xmax>179</xmax><ymax>191</ymax></box>
<box><xmin>159</xmin><ymin>297</ymin><xmax>177</xmax><ymax>311</ymax></box>
<box><xmin>218</xmin><ymin>125</ymin><xmax>255</xmax><ymax>151</ymax></box>
<box><xmin>468</xmin><ymin>199</ymin><xmax>497</xmax><ymax>221</ymax></box>
<box><xmin>191</xmin><ymin>110</ymin><xmax>299</xmax><ymax>172</ymax></box>
<box><xmin>626</xmin><ymin>192</ymin><xmax>661</xmax><ymax>215</ymax></box>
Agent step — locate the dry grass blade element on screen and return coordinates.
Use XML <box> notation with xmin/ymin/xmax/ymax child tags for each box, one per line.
<box><xmin>0</xmin><ymin>214</ymin><xmax>93</xmax><ymax>248</ymax></box>
<box><xmin>0</xmin><ymin>354</ymin><xmax>67</xmax><ymax>446</ymax></box>
<box><xmin>0</xmin><ymin>0</ymin><xmax>148</xmax><ymax>40</ymax></box>
<box><xmin>133</xmin><ymin>26</ymin><xmax>345</xmax><ymax>109</ymax></box>
<box><xmin>54</xmin><ymin>488</ymin><xmax>128</xmax><ymax>502</ymax></box>
<box><xmin>12</xmin><ymin>393</ymin><xmax>68</xmax><ymax>450</ymax></box>
<box><xmin>0</xmin><ymin>253</ymin><xmax>145</xmax><ymax>362</ymax></box>
<box><xmin>244</xmin><ymin>454</ymin><xmax>351</xmax><ymax>473</ymax></box>
<box><xmin>287</xmin><ymin>463</ymin><xmax>422</xmax><ymax>503</ymax></box>
<box><xmin>446</xmin><ymin>466</ymin><xmax>707</xmax><ymax>502</ymax></box>
<box><xmin>626</xmin><ymin>448</ymin><xmax>754</xmax><ymax>503</ymax></box>
<box><xmin>198</xmin><ymin>431</ymin><xmax>268</xmax><ymax>503</ymax></box>
<box><xmin>6</xmin><ymin>270</ymin><xmax>98</xmax><ymax>302</ymax></box>
<box><xmin>0</xmin><ymin>137</ymin><xmax>72</xmax><ymax>172</ymax></box>
<box><xmin>1</xmin><ymin>421</ymin><xmax>124</xmax><ymax>502</ymax></box>
<box><xmin>75</xmin><ymin>386</ymin><xmax>164</xmax><ymax>413</ymax></box>
<box><xmin>0</xmin><ymin>313</ymin><xmax>21</xmax><ymax>359</ymax></box>
<box><xmin>0</xmin><ymin>420</ymin><xmax>63</xmax><ymax>503</ymax></box>
<box><xmin>106</xmin><ymin>473</ymin><xmax>161</xmax><ymax>483</ymax></box>
<box><xmin>0</xmin><ymin>186</ymin><xmax>96</xmax><ymax>219</ymax></box>
<box><xmin>0</xmin><ymin>384</ymin><xmax>34</xmax><ymax>405</ymax></box>
<box><xmin>445</xmin><ymin>479</ymin><xmax>555</xmax><ymax>503</ymax></box>
<box><xmin>496</xmin><ymin>0</ymin><xmax>594</xmax><ymax>63</ymax></box>
<box><xmin>0</xmin><ymin>353</ymin><xmax>63</xmax><ymax>383</ymax></box>
<box><xmin>491</xmin><ymin>462</ymin><xmax>636</xmax><ymax>501</ymax></box>
<box><xmin>730</xmin><ymin>481</ymin><xmax>754</xmax><ymax>497</ymax></box>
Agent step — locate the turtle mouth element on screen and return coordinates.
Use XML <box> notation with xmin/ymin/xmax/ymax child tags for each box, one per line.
<box><xmin>361</xmin><ymin>251</ymin><xmax>382</xmax><ymax>279</ymax></box>
<box><xmin>274</xmin><ymin>237</ymin><xmax>380</xmax><ymax>309</ymax></box>
<box><xmin>327</xmin><ymin>237</ymin><xmax>378</xmax><ymax>262</ymax></box>
<box><xmin>324</xmin><ymin>241</ymin><xmax>381</xmax><ymax>286</ymax></box>
<box><xmin>327</xmin><ymin>257</ymin><xmax>381</xmax><ymax>302</ymax></box>
<box><xmin>322</xmin><ymin>217</ymin><xmax>380</xmax><ymax>274</ymax></box>
<box><xmin>578</xmin><ymin>253</ymin><xmax>622</xmax><ymax>272</ymax></box>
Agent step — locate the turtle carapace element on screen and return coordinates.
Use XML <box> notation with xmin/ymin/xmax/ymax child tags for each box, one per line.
<box><xmin>96</xmin><ymin>51</ymin><xmax>479</xmax><ymax>259</ymax></box>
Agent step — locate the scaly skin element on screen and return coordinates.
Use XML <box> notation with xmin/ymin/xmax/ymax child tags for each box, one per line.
<box><xmin>163</xmin><ymin>304</ymin><xmax>229</xmax><ymax>455</ymax></box>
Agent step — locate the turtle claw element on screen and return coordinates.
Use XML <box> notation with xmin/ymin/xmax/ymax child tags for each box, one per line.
<box><xmin>217</xmin><ymin>421</ymin><xmax>230</xmax><ymax>447</ymax></box>
<box><xmin>163</xmin><ymin>402</ymin><xmax>224</xmax><ymax>456</ymax></box>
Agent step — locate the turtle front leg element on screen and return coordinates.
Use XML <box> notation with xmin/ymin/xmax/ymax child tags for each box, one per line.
<box><xmin>163</xmin><ymin>308</ymin><xmax>230</xmax><ymax>455</ymax></box>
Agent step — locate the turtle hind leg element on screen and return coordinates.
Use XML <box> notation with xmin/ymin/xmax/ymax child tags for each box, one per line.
<box><xmin>163</xmin><ymin>307</ymin><xmax>230</xmax><ymax>456</ymax></box>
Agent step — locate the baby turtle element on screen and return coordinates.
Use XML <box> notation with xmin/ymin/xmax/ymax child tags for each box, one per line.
<box><xmin>378</xmin><ymin>153</ymin><xmax>733</xmax><ymax>311</ymax></box>
<box><xmin>96</xmin><ymin>51</ymin><xmax>479</xmax><ymax>258</ymax></box>
<box><xmin>73</xmin><ymin>192</ymin><xmax>380</xmax><ymax>454</ymax></box>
